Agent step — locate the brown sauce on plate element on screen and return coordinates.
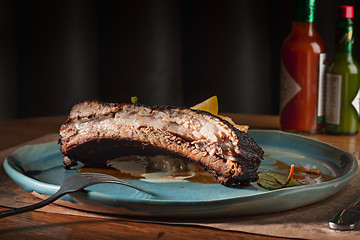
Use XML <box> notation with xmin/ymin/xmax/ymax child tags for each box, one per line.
<box><xmin>263</xmin><ymin>154</ymin><xmax>335</xmax><ymax>185</ymax></box>
<box><xmin>78</xmin><ymin>155</ymin><xmax>218</xmax><ymax>184</ymax></box>
<box><xmin>78</xmin><ymin>154</ymin><xmax>335</xmax><ymax>185</ymax></box>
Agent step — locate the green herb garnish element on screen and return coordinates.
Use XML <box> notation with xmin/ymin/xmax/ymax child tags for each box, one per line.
<box><xmin>131</xmin><ymin>96</ymin><xmax>138</xmax><ymax>104</ymax></box>
<box><xmin>257</xmin><ymin>164</ymin><xmax>303</xmax><ymax>190</ymax></box>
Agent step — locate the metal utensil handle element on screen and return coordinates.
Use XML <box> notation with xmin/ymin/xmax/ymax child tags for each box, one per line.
<box><xmin>0</xmin><ymin>191</ymin><xmax>63</xmax><ymax>218</ymax></box>
<box><xmin>329</xmin><ymin>197</ymin><xmax>360</xmax><ymax>230</ymax></box>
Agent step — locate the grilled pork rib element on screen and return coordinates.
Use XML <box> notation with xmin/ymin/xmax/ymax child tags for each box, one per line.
<box><xmin>59</xmin><ymin>101</ymin><xmax>264</xmax><ymax>186</ymax></box>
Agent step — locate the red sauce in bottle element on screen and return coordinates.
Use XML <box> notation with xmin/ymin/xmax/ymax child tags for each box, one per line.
<box><xmin>280</xmin><ymin>0</ymin><xmax>326</xmax><ymax>133</ymax></box>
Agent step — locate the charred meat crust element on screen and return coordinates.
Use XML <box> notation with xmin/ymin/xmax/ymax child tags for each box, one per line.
<box><xmin>60</xmin><ymin>101</ymin><xmax>264</xmax><ymax>186</ymax></box>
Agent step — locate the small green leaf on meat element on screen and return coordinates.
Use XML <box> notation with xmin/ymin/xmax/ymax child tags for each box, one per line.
<box><xmin>131</xmin><ymin>96</ymin><xmax>138</xmax><ymax>104</ymax></box>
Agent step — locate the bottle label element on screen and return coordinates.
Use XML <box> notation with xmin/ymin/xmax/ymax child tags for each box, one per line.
<box><xmin>352</xmin><ymin>88</ymin><xmax>360</xmax><ymax>115</ymax></box>
<box><xmin>317</xmin><ymin>53</ymin><xmax>326</xmax><ymax>124</ymax></box>
<box><xmin>280</xmin><ymin>61</ymin><xmax>301</xmax><ymax>113</ymax></box>
<box><xmin>325</xmin><ymin>74</ymin><xmax>342</xmax><ymax>125</ymax></box>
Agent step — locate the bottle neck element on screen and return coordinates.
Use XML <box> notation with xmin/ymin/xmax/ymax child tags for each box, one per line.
<box><xmin>292</xmin><ymin>21</ymin><xmax>317</xmax><ymax>36</ymax></box>
<box><xmin>293</xmin><ymin>0</ymin><xmax>316</xmax><ymax>23</ymax></box>
<box><xmin>335</xmin><ymin>51</ymin><xmax>353</xmax><ymax>60</ymax></box>
<box><xmin>336</xmin><ymin>18</ymin><xmax>354</xmax><ymax>52</ymax></box>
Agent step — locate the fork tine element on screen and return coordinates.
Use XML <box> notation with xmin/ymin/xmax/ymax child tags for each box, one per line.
<box><xmin>79</xmin><ymin>173</ymin><xmax>156</xmax><ymax>196</ymax></box>
<box><xmin>79</xmin><ymin>173</ymin><xmax>125</xmax><ymax>183</ymax></box>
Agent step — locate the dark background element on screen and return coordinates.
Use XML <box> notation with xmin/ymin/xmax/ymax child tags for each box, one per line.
<box><xmin>0</xmin><ymin>0</ymin><xmax>359</xmax><ymax>120</ymax></box>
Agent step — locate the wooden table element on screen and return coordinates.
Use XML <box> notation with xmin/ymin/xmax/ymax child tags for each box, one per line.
<box><xmin>0</xmin><ymin>114</ymin><xmax>359</xmax><ymax>240</ymax></box>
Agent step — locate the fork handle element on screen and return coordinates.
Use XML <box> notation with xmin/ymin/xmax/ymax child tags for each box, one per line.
<box><xmin>0</xmin><ymin>192</ymin><xmax>63</xmax><ymax>218</ymax></box>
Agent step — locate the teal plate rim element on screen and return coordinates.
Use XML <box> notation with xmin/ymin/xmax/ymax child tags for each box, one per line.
<box><xmin>2</xmin><ymin>130</ymin><xmax>358</xmax><ymax>217</ymax></box>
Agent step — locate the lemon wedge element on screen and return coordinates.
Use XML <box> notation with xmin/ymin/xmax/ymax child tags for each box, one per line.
<box><xmin>191</xmin><ymin>96</ymin><xmax>248</xmax><ymax>132</ymax></box>
<box><xmin>190</xmin><ymin>96</ymin><xmax>219</xmax><ymax>115</ymax></box>
<box><xmin>218</xmin><ymin>115</ymin><xmax>249</xmax><ymax>132</ymax></box>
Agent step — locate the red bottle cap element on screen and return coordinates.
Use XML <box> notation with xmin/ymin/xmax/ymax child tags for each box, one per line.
<box><xmin>338</xmin><ymin>5</ymin><xmax>354</xmax><ymax>18</ymax></box>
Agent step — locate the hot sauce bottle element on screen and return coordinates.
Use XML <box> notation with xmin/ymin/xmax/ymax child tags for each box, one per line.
<box><xmin>280</xmin><ymin>0</ymin><xmax>326</xmax><ymax>133</ymax></box>
<box><xmin>325</xmin><ymin>5</ymin><xmax>360</xmax><ymax>135</ymax></box>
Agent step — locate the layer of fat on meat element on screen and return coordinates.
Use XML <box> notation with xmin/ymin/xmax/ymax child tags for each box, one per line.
<box><xmin>69</xmin><ymin>104</ymin><xmax>241</xmax><ymax>156</ymax></box>
<box><xmin>112</xmin><ymin>106</ymin><xmax>239</xmax><ymax>151</ymax></box>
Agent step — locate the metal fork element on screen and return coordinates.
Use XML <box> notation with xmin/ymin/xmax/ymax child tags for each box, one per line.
<box><xmin>0</xmin><ymin>172</ymin><xmax>154</xmax><ymax>218</ymax></box>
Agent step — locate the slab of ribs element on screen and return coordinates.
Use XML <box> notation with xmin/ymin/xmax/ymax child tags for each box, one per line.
<box><xmin>59</xmin><ymin>101</ymin><xmax>264</xmax><ymax>187</ymax></box>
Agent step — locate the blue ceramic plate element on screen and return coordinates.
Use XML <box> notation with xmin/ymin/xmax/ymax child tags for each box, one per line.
<box><xmin>3</xmin><ymin>130</ymin><xmax>358</xmax><ymax>218</ymax></box>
